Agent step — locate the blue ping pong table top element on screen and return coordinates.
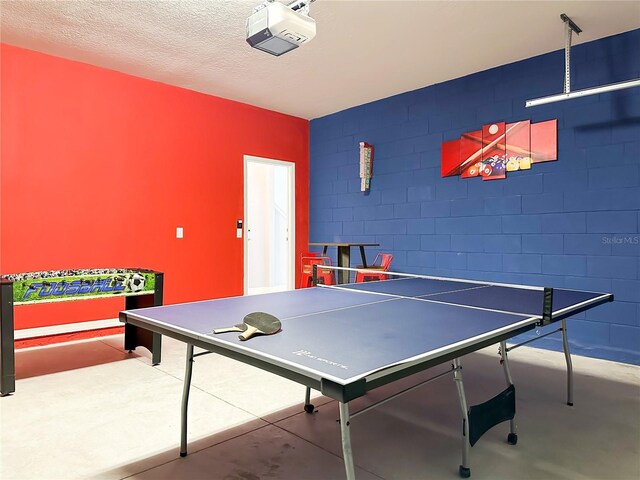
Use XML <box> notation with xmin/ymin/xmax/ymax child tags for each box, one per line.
<box><xmin>121</xmin><ymin>277</ymin><xmax>612</xmax><ymax>386</ymax></box>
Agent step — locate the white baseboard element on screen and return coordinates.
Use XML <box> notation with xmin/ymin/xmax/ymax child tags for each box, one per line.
<box><xmin>15</xmin><ymin>318</ymin><xmax>121</xmax><ymax>340</ymax></box>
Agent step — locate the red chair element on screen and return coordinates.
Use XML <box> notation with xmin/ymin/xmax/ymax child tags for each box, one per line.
<box><xmin>355</xmin><ymin>253</ymin><xmax>393</xmax><ymax>282</ymax></box>
<box><xmin>300</xmin><ymin>256</ymin><xmax>335</xmax><ymax>288</ymax></box>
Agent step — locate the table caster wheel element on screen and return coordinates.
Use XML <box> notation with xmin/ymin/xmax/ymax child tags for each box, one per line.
<box><xmin>507</xmin><ymin>433</ymin><xmax>518</xmax><ymax>445</ymax></box>
<box><xmin>459</xmin><ymin>465</ymin><xmax>471</xmax><ymax>478</ymax></box>
<box><xmin>304</xmin><ymin>404</ymin><xmax>315</xmax><ymax>413</ymax></box>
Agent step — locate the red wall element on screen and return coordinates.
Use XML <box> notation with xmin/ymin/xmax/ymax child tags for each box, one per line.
<box><xmin>0</xmin><ymin>44</ymin><xmax>309</xmax><ymax>340</ymax></box>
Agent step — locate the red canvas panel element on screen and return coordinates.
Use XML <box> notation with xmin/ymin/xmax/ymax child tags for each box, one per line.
<box><xmin>505</xmin><ymin>120</ymin><xmax>531</xmax><ymax>172</ymax></box>
<box><xmin>481</xmin><ymin>122</ymin><xmax>506</xmax><ymax>180</ymax></box>
<box><xmin>460</xmin><ymin>130</ymin><xmax>483</xmax><ymax>178</ymax></box>
<box><xmin>441</xmin><ymin>139</ymin><xmax>461</xmax><ymax>177</ymax></box>
<box><xmin>530</xmin><ymin>119</ymin><xmax>558</xmax><ymax>163</ymax></box>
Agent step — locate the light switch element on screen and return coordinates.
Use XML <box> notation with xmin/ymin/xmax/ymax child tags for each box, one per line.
<box><xmin>176</xmin><ymin>227</ymin><xmax>184</xmax><ymax>239</ymax></box>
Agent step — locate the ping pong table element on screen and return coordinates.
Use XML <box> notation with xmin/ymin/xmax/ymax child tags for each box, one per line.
<box><xmin>119</xmin><ymin>272</ymin><xmax>612</xmax><ymax>479</ymax></box>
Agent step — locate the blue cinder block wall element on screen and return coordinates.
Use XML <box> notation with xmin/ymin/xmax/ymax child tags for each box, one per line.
<box><xmin>309</xmin><ymin>29</ymin><xmax>640</xmax><ymax>365</ymax></box>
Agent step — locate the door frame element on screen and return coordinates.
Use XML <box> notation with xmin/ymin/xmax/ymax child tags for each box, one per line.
<box><xmin>243</xmin><ymin>155</ymin><xmax>296</xmax><ymax>295</ymax></box>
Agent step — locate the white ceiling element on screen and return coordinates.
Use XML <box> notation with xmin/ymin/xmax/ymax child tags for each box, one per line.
<box><xmin>1</xmin><ymin>1</ymin><xmax>638</xmax><ymax>120</ymax></box>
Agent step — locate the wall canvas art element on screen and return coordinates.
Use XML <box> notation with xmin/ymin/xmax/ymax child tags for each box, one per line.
<box><xmin>441</xmin><ymin>119</ymin><xmax>557</xmax><ymax>180</ymax></box>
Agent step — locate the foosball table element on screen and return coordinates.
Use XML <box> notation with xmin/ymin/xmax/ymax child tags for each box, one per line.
<box><xmin>0</xmin><ymin>268</ymin><xmax>164</xmax><ymax>396</ymax></box>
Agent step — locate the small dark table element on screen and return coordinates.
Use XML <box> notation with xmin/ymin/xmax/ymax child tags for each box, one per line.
<box><xmin>309</xmin><ymin>242</ymin><xmax>380</xmax><ymax>284</ymax></box>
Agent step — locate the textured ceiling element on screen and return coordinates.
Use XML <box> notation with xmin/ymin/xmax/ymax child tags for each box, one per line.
<box><xmin>1</xmin><ymin>0</ymin><xmax>639</xmax><ymax>119</ymax></box>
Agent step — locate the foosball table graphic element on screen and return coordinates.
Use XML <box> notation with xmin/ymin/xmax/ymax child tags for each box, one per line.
<box><xmin>0</xmin><ymin>268</ymin><xmax>163</xmax><ymax>396</ymax></box>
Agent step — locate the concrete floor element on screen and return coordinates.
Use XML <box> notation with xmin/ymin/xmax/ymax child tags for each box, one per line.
<box><xmin>1</xmin><ymin>334</ymin><xmax>638</xmax><ymax>480</ymax></box>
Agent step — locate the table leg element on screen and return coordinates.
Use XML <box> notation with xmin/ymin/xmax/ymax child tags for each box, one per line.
<box><xmin>339</xmin><ymin>402</ymin><xmax>356</xmax><ymax>480</ymax></box>
<box><xmin>180</xmin><ymin>344</ymin><xmax>195</xmax><ymax>457</ymax></box>
<box><xmin>452</xmin><ymin>358</ymin><xmax>471</xmax><ymax>478</ymax></box>
<box><xmin>337</xmin><ymin>246</ymin><xmax>351</xmax><ymax>284</ymax></box>
<box><xmin>304</xmin><ymin>386</ymin><xmax>314</xmax><ymax>413</ymax></box>
<box><xmin>124</xmin><ymin>324</ymin><xmax>162</xmax><ymax>365</ymax></box>
<box><xmin>358</xmin><ymin>246</ymin><xmax>368</xmax><ymax>268</ymax></box>
<box><xmin>500</xmin><ymin>341</ymin><xmax>517</xmax><ymax>445</ymax></box>
<box><xmin>561</xmin><ymin>319</ymin><xmax>574</xmax><ymax>406</ymax></box>
<box><xmin>125</xmin><ymin>292</ymin><xmax>163</xmax><ymax>365</ymax></box>
<box><xmin>0</xmin><ymin>281</ymin><xmax>16</xmax><ymax>396</ymax></box>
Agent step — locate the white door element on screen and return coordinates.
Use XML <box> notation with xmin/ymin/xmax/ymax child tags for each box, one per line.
<box><xmin>244</xmin><ymin>156</ymin><xmax>295</xmax><ymax>295</ymax></box>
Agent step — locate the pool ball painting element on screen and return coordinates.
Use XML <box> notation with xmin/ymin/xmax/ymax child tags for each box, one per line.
<box><xmin>440</xmin><ymin>119</ymin><xmax>557</xmax><ymax>180</ymax></box>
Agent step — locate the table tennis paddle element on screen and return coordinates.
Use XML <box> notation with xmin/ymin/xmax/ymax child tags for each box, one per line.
<box><xmin>238</xmin><ymin>312</ymin><xmax>281</xmax><ymax>341</ymax></box>
<box><xmin>212</xmin><ymin>323</ymin><xmax>247</xmax><ymax>334</ymax></box>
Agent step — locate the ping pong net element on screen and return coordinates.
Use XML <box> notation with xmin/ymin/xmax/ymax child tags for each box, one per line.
<box><xmin>311</xmin><ymin>265</ymin><xmax>554</xmax><ymax>326</ymax></box>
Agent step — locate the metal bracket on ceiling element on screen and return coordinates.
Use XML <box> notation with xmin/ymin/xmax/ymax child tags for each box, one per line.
<box><xmin>561</xmin><ymin>13</ymin><xmax>581</xmax><ymax>94</ymax></box>
<box><xmin>560</xmin><ymin>13</ymin><xmax>582</xmax><ymax>35</ymax></box>
<box><xmin>526</xmin><ymin>13</ymin><xmax>640</xmax><ymax>107</ymax></box>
